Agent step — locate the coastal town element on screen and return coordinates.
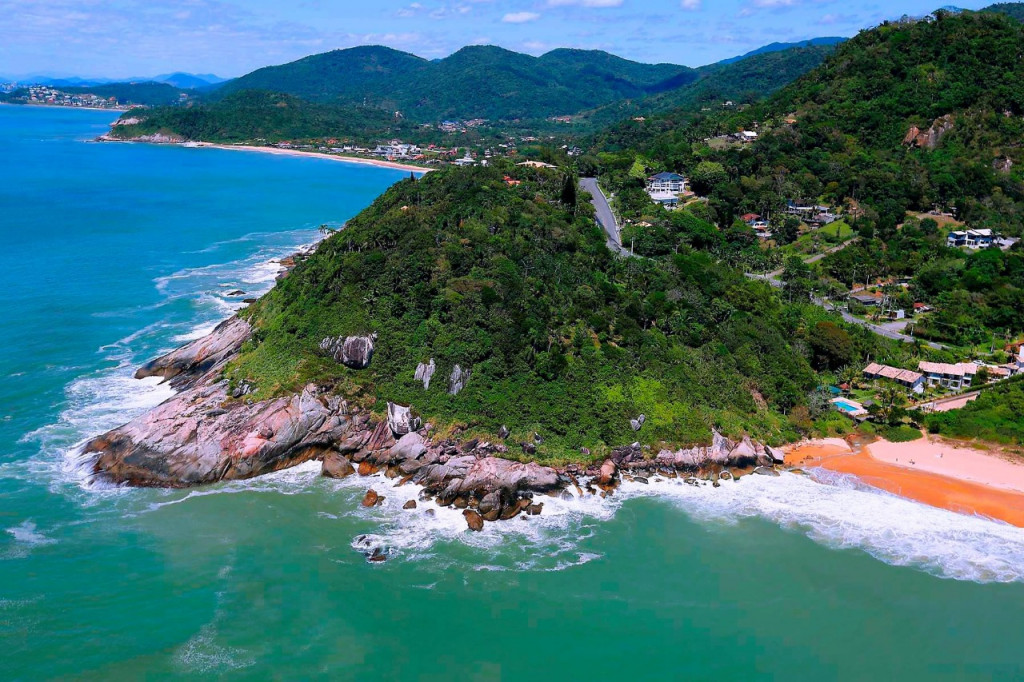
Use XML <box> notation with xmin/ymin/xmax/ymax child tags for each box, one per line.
<box><xmin>1</xmin><ymin>84</ymin><xmax>128</xmax><ymax>109</ymax></box>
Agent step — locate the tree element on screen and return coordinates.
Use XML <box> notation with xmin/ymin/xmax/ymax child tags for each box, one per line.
<box><xmin>875</xmin><ymin>384</ymin><xmax>907</xmax><ymax>425</ymax></box>
<box><xmin>690</xmin><ymin>161</ymin><xmax>728</xmax><ymax>196</ymax></box>
<box><xmin>806</xmin><ymin>321</ymin><xmax>855</xmax><ymax>370</ymax></box>
<box><xmin>560</xmin><ymin>174</ymin><xmax>578</xmax><ymax>212</ymax></box>
<box><xmin>782</xmin><ymin>255</ymin><xmax>814</xmax><ymax>303</ymax></box>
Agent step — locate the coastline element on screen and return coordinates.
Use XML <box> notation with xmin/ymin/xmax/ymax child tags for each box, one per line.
<box><xmin>199</xmin><ymin>143</ymin><xmax>433</xmax><ymax>174</ymax></box>
<box><xmin>0</xmin><ymin>101</ymin><xmax>129</xmax><ymax>113</ymax></box>
<box><xmin>154</xmin><ymin>140</ymin><xmax>433</xmax><ymax>174</ymax></box>
<box><xmin>786</xmin><ymin>436</ymin><xmax>1024</xmax><ymax>527</ymax></box>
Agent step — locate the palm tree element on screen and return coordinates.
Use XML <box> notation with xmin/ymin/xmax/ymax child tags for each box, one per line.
<box><xmin>877</xmin><ymin>384</ymin><xmax>907</xmax><ymax>424</ymax></box>
<box><xmin>837</xmin><ymin>365</ymin><xmax>860</xmax><ymax>391</ymax></box>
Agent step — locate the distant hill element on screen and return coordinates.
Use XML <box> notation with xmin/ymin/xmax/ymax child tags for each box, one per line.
<box><xmin>717</xmin><ymin>37</ymin><xmax>846</xmax><ymax>65</ymax></box>
<box><xmin>213</xmin><ymin>44</ymin><xmax>694</xmax><ymax>121</ymax></box>
<box><xmin>61</xmin><ymin>82</ymin><xmax>188</xmax><ymax>106</ymax></box>
<box><xmin>983</xmin><ymin>2</ymin><xmax>1024</xmax><ymax>21</ymax></box>
<box><xmin>578</xmin><ymin>43</ymin><xmax>839</xmax><ymax>128</ymax></box>
<box><xmin>107</xmin><ymin>90</ymin><xmax>412</xmax><ymax>142</ymax></box>
<box><xmin>152</xmin><ymin>72</ymin><xmax>226</xmax><ymax>89</ymax></box>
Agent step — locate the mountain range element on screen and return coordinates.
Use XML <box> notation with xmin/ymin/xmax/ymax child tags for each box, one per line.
<box><xmin>0</xmin><ymin>72</ymin><xmax>225</xmax><ymax>89</ymax></box>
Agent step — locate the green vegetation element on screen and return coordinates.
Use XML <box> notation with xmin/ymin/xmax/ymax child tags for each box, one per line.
<box><xmin>215</xmin><ymin>45</ymin><xmax>694</xmax><ymax>122</ymax></box>
<box><xmin>925</xmin><ymin>376</ymin><xmax>1024</xmax><ymax>444</ymax></box>
<box><xmin>591</xmin><ymin>10</ymin><xmax>1024</xmax><ymax>346</ymax></box>
<box><xmin>61</xmin><ymin>82</ymin><xmax>188</xmax><ymax>106</ymax></box>
<box><xmin>881</xmin><ymin>425</ymin><xmax>924</xmax><ymax>443</ymax></box>
<box><xmin>108</xmin><ymin>91</ymin><xmax>413</xmax><ymax>143</ymax></box>
<box><xmin>575</xmin><ymin>45</ymin><xmax>839</xmax><ymax>129</ymax></box>
<box><xmin>984</xmin><ymin>2</ymin><xmax>1024</xmax><ymax>22</ymax></box>
<box><xmin>225</xmin><ymin>164</ymin><xmax>860</xmax><ymax>459</ymax></box>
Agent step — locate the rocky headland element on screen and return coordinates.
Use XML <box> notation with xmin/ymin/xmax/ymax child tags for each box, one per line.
<box><xmin>84</xmin><ymin>311</ymin><xmax>785</xmax><ymax>533</ymax></box>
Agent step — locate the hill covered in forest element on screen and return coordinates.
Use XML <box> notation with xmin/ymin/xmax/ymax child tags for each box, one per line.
<box><xmin>212</xmin><ymin>45</ymin><xmax>693</xmax><ymax>121</ymax></box>
<box><xmin>619</xmin><ymin>9</ymin><xmax>1024</xmax><ymax>227</ymax></box>
<box><xmin>208</xmin><ymin>41</ymin><xmax>839</xmax><ymax>124</ymax></box>
<box><xmin>592</xmin><ymin>8</ymin><xmax>1024</xmax><ymax>345</ymax></box>
<box><xmin>105</xmin><ymin>91</ymin><xmax>414</xmax><ymax>143</ymax></box>
<box><xmin>223</xmin><ymin>163</ymin><xmax>856</xmax><ymax>455</ymax></box>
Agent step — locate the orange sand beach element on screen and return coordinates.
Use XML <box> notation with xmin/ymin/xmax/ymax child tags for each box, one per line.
<box><xmin>196</xmin><ymin>143</ymin><xmax>433</xmax><ymax>174</ymax></box>
<box><xmin>786</xmin><ymin>435</ymin><xmax>1024</xmax><ymax>527</ymax></box>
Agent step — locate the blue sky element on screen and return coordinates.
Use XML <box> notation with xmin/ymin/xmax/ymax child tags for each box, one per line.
<box><xmin>0</xmin><ymin>0</ymin><xmax>997</xmax><ymax>79</ymax></box>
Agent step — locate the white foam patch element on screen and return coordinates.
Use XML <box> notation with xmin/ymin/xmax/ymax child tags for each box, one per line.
<box><xmin>126</xmin><ymin>457</ymin><xmax>1024</xmax><ymax>583</ymax></box>
<box><xmin>2</xmin><ymin>521</ymin><xmax>57</xmax><ymax>559</ymax></box>
<box><xmin>5</xmin><ymin>520</ymin><xmax>55</xmax><ymax>547</ymax></box>
<box><xmin>17</xmin><ymin>227</ymin><xmax>322</xmax><ymax>495</ymax></box>
<box><xmin>612</xmin><ymin>472</ymin><xmax>1024</xmax><ymax>584</ymax></box>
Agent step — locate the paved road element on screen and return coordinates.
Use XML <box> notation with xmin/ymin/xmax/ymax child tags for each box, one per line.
<box><xmin>581</xmin><ymin>177</ymin><xmax>632</xmax><ymax>257</ymax></box>
<box><xmin>819</xmin><ymin>299</ymin><xmax>945</xmax><ymax>349</ymax></box>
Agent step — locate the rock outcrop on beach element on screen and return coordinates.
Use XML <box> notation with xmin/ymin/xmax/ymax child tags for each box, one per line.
<box><xmin>85</xmin><ymin>381</ymin><xmax>353</xmax><ymax>487</ymax></box>
<box><xmin>134</xmin><ymin>316</ymin><xmax>252</xmax><ymax>388</ymax></box>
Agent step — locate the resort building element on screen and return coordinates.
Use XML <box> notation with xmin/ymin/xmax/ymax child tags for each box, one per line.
<box><xmin>918</xmin><ymin>361</ymin><xmax>978</xmax><ymax>390</ymax></box>
<box><xmin>646</xmin><ymin>172</ymin><xmax>687</xmax><ymax>193</ymax></box>
<box><xmin>862</xmin><ymin>363</ymin><xmax>925</xmax><ymax>394</ymax></box>
<box><xmin>947</xmin><ymin>229</ymin><xmax>995</xmax><ymax>249</ymax></box>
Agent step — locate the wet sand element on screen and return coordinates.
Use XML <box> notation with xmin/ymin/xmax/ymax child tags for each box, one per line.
<box><xmin>786</xmin><ymin>438</ymin><xmax>1024</xmax><ymax>527</ymax></box>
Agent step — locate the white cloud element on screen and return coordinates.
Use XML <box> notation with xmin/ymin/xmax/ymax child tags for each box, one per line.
<box><xmin>502</xmin><ymin>11</ymin><xmax>541</xmax><ymax>23</ymax></box>
<box><xmin>681</xmin><ymin>0</ymin><xmax>700</xmax><ymax>9</ymax></box>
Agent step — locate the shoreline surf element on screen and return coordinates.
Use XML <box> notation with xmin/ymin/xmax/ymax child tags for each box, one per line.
<box><xmin>786</xmin><ymin>436</ymin><xmax>1024</xmax><ymax>527</ymax></box>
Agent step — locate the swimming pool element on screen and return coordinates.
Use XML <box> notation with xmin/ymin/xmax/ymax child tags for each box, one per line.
<box><xmin>834</xmin><ymin>400</ymin><xmax>861</xmax><ymax>413</ymax></box>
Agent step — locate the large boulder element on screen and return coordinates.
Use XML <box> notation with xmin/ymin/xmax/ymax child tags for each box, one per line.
<box><xmin>390</xmin><ymin>432</ymin><xmax>427</xmax><ymax>461</ymax></box>
<box><xmin>387</xmin><ymin>402</ymin><xmax>421</xmax><ymax>437</ymax></box>
<box><xmin>598</xmin><ymin>459</ymin><xmax>617</xmax><ymax>486</ymax></box>
<box><xmin>463</xmin><ymin>509</ymin><xmax>484</xmax><ymax>531</ymax></box>
<box><xmin>322</xmin><ymin>452</ymin><xmax>355</xmax><ymax>479</ymax></box>
<box><xmin>319</xmin><ymin>334</ymin><xmax>376</xmax><ymax>369</ymax></box>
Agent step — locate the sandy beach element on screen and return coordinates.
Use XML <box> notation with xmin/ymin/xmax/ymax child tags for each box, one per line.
<box><xmin>198</xmin><ymin>143</ymin><xmax>433</xmax><ymax>173</ymax></box>
<box><xmin>786</xmin><ymin>435</ymin><xmax>1024</xmax><ymax>527</ymax></box>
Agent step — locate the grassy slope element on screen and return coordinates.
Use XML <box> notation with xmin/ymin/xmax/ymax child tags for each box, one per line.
<box><xmin>228</xmin><ymin>165</ymin><xmax>816</xmax><ymax>460</ymax></box>
<box><xmin>926</xmin><ymin>376</ymin><xmax>1024</xmax><ymax>444</ymax></box>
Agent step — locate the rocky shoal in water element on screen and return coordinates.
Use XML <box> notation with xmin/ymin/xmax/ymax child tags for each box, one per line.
<box><xmin>84</xmin><ymin>312</ymin><xmax>785</xmax><ymax>532</ymax></box>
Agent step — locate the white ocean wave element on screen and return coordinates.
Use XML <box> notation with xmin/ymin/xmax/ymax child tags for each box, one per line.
<box><xmin>17</xmin><ymin>228</ymin><xmax>321</xmax><ymax>497</ymax></box>
<box><xmin>137</xmin><ymin>463</ymin><xmax>1024</xmax><ymax>584</ymax></box>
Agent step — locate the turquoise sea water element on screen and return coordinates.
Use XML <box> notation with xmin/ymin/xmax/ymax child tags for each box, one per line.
<box><xmin>3</xmin><ymin>105</ymin><xmax>1024</xmax><ymax>680</ymax></box>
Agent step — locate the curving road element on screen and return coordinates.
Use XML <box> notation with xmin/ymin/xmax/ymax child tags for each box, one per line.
<box><xmin>581</xmin><ymin>177</ymin><xmax>631</xmax><ymax>257</ymax></box>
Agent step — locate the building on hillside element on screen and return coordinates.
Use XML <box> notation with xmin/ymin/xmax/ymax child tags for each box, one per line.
<box><xmin>947</xmin><ymin>229</ymin><xmax>995</xmax><ymax>249</ymax></box>
<box><xmin>918</xmin><ymin>361</ymin><xmax>978</xmax><ymax>390</ymax></box>
<box><xmin>647</xmin><ymin>192</ymin><xmax>680</xmax><ymax>208</ymax></box>
<box><xmin>849</xmin><ymin>291</ymin><xmax>882</xmax><ymax>306</ymax></box>
<box><xmin>862</xmin><ymin>363</ymin><xmax>925</xmax><ymax>393</ymax></box>
<box><xmin>517</xmin><ymin>160</ymin><xmax>557</xmax><ymax>169</ymax></box>
<box><xmin>646</xmin><ymin>172</ymin><xmax>687</xmax><ymax>193</ymax></box>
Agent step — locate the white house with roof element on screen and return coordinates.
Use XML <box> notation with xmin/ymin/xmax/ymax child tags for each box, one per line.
<box><xmin>947</xmin><ymin>229</ymin><xmax>995</xmax><ymax>249</ymax></box>
<box><xmin>918</xmin><ymin>361</ymin><xmax>978</xmax><ymax>390</ymax></box>
<box><xmin>863</xmin><ymin>363</ymin><xmax>925</xmax><ymax>393</ymax></box>
<box><xmin>647</xmin><ymin>172</ymin><xmax>687</xmax><ymax>193</ymax></box>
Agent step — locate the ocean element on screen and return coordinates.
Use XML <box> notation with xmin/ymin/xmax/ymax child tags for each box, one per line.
<box><xmin>2</xmin><ymin>104</ymin><xmax>1024</xmax><ymax>680</ymax></box>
